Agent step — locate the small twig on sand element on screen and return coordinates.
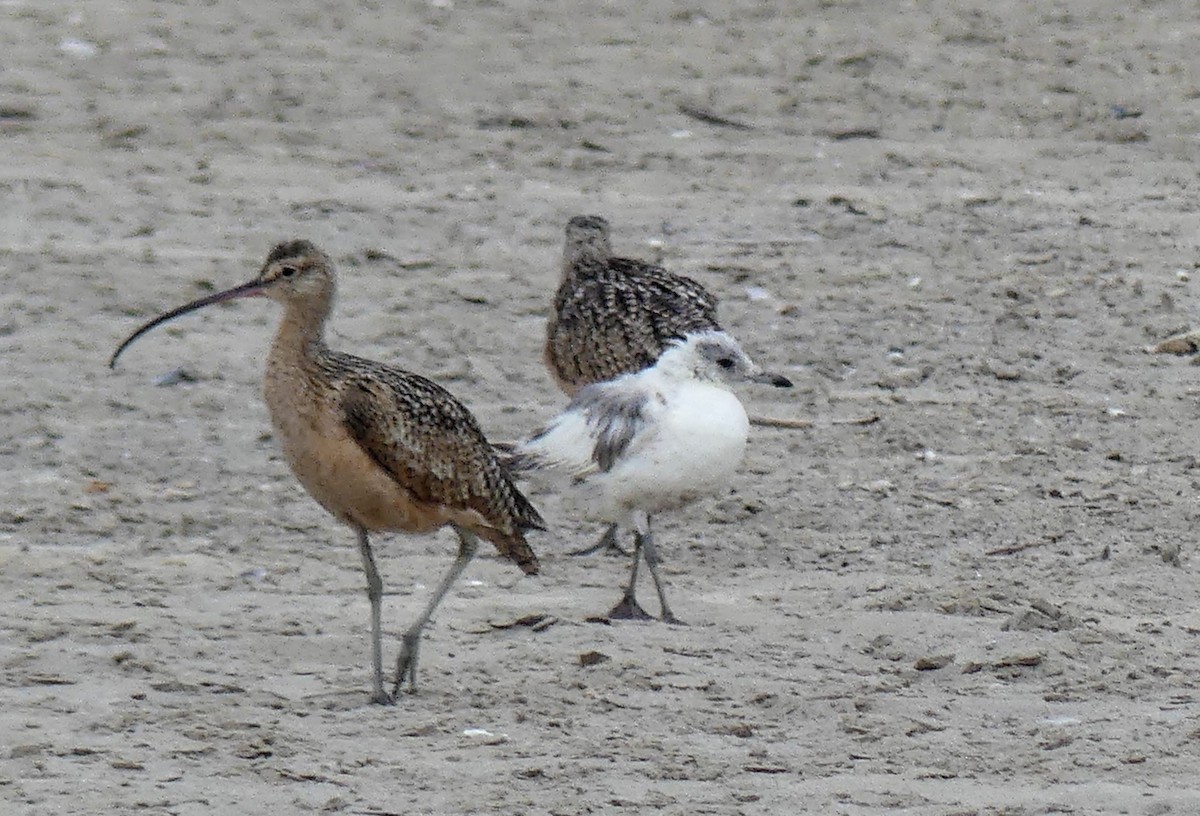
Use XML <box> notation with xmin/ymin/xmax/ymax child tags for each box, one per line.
<box><xmin>986</xmin><ymin>539</ymin><xmax>1053</xmax><ymax>556</ymax></box>
<box><xmin>750</xmin><ymin>413</ymin><xmax>880</xmax><ymax>429</ymax></box>
<box><xmin>678</xmin><ymin>104</ymin><xmax>753</xmax><ymax>131</ymax></box>
<box><xmin>498</xmin><ymin>415</ymin><xmax>881</xmax><ymax>444</ymax></box>
<box><xmin>750</xmin><ymin>416</ymin><xmax>813</xmax><ymax>429</ymax></box>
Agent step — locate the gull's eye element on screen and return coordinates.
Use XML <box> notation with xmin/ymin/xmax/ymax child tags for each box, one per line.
<box><xmin>279</xmin><ymin>265</ymin><xmax>298</xmax><ymax>278</ymax></box>
<box><xmin>716</xmin><ymin>357</ymin><xmax>735</xmax><ymax>369</ymax></box>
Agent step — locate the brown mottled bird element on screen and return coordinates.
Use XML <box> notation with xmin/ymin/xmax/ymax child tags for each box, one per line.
<box><xmin>542</xmin><ymin>215</ymin><xmax>791</xmax><ymax>563</ymax></box>
<box><xmin>545</xmin><ymin>215</ymin><xmax>727</xmax><ymax>395</ymax></box>
<box><xmin>110</xmin><ymin>240</ymin><xmax>543</xmax><ymax>704</ymax></box>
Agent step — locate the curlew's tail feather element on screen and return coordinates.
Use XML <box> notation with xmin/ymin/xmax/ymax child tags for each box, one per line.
<box><xmin>479</xmin><ymin>529</ymin><xmax>540</xmax><ymax>576</ymax></box>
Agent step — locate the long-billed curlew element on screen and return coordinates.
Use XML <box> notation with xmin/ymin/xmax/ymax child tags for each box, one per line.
<box><xmin>543</xmin><ymin>214</ymin><xmax>791</xmax><ymax>560</ymax></box>
<box><xmin>514</xmin><ymin>331</ymin><xmax>772</xmax><ymax>623</ymax></box>
<box><xmin>110</xmin><ymin>240</ymin><xmax>543</xmax><ymax>704</ymax></box>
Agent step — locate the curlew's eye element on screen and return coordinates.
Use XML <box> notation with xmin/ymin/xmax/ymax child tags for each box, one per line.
<box><xmin>279</xmin><ymin>265</ymin><xmax>298</xmax><ymax>278</ymax></box>
<box><xmin>716</xmin><ymin>357</ymin><xmax>735</xmax><ymax>369</ymax></box>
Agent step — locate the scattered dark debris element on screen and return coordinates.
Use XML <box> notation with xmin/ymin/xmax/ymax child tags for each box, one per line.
<box><xmin>490</xmin><ymin>613</ymin><xmax>558</xmax><ymax>632</ymax></box>
<box><xmin>822</xmin><ymin>126</ymin><xmax>880</xmax><ymax>141</ymax></box>
<box><xmin>0</xmin><ymin>104</ymin><xmax>36</xmax><ymax>121</ymax></box>
<box><xmin>993</xmin><ymin>653</ymin><xmax>1044</xmax><ymax>669</ymax></box>
<box><xmin>1003</xmin><ymin>600</ymin><xmax>1075</xmax><ymax>632</ymax></box>
<box><xmin>1153</xmin><ymin>540</ymin><xmax>1182</xmax><ymax>567</ymax></box>
<box><xmin>1102</xmin><ymin>128</ymin><xmax>1149</xmax><ymax>144</ymax></box>
<box><xmin>981</xmin><ymin>361</ymin><xmax>1022</xmax><ymax>381</ymax></box>
<box><xmin>1039</xmin><ymin>734</ymin><xmax>1074</xmax><ymax>751</ymax></box>
<box><xmin>914</xmin><ymin>654</ymin><xmax>954</xmax><ymax>671</ymax></box>
<box><xmin>101</xmin><ymin>123</ymin><xmax>149</xmax><ymax>149</ymax></box>
<box><xmin>24</xmin><ymin>674</ymin><xmax>75</xmax><ymax>686</ymax></box>
<box><xmin>677</xmin><ymin>104</ymin><xmax>753</xmax><ymax>131</ymax></box>
<box><xmin>477</xmin><ymin>114</ymin><xmax>573</xmax><ymax>130</ymax></box>
<box><xmin>579</xmin><ymin>650</ymin><xmax>610</xmax><ymax>667</ymax></box>
<box><xmin>1111</xmin><ymin>105</ymin><xmax>1143</xmax><ymax>120</ymax></box>
<box><xmin>827</xmin><ymin>195</ymin><xmax>868</xmax><ymax>215</ymax></box>
<box><xmin>110</xmin><ymin>759</ymin><xmax>146</xmax><ymax>770</ymax></box>
<box><xmin>723</xmin><ymin>723</ymin><xmax>755</xmax><ymax>738</ymax></box>
<box><xmin>986</xmin><ymin>538</ymin><xmax>1053</xmax><ymax>556</ymax></box>
<box><xmin>479</xmin><ymin>114</ymin><xmax>536</xmax><ymax>129</ymax></box>
<box><xmin>153</xmin><ymin>368</ymin><xmax>197</xmax><ymax>387</ymax></box>
<box><xmin>905</xmin><ymin>718</ymin><xmax>947</xmax><ymax>736</ymax></box>
<box><xmin>1150</xmin><ymin>329</ymin><xmax>1200</xmax><ymax>355</ymax></box>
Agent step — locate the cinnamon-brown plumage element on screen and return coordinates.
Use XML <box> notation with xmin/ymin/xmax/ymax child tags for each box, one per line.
<box><xmin>111</xmin><ymin>239</ymin><xmax>542</xmax><ymax>703</ymax></box>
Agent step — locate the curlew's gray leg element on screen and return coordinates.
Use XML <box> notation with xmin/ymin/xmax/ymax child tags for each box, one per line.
<box><xmin>607</xmin><ymin>521</ymin><xmax>653</xmax><ymax>621</ymax></box>
<box><xmin>392</xmin><ymin>527</ymin><xmax>479</xmax><ymax>696</ymax></box>
<box><xmin>637</xmin><ymin>516</ymin><xmax>685</xmax><ymax>625</ymax></box>
<box><xmin>569</xmin><ymin>523</ymin><xmax>632</xmax><ymax>557</ymax></box>
<box><xmin>355</xmin><ymin>527</ymin><xmax>391</xmax><ymax>705</ymax></box>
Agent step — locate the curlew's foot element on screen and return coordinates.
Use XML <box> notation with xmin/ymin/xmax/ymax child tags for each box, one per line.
<box><xmin>369</xmin><ymin>688</ymin><xmax>396</xmax><ymax>706</ymax></box>
<box><xmin>391</xmin><ymin>633</ymin><xmax>420</xmax><ymax>697</ymax></box>
<box><xmin>659</xmin><ymin>612</ymin><xmax>688</xmax><ymax>626</ymax></box>
<box><xmin>607</xmin><ymin>594</ymin><xmax>654</xmax><ymax>621</ymax></box>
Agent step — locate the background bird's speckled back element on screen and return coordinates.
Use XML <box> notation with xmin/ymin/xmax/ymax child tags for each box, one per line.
<box><xmin>4</xmin><ymin>1</ymin><xmax>1200</xmax><ymax>813</ymax></box>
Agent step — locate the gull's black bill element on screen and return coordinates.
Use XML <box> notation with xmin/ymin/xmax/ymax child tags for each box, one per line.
<box><xmin>750</xmin><ymin>371</ymin><xmax>793</xmax><ymax>388</ymax></box>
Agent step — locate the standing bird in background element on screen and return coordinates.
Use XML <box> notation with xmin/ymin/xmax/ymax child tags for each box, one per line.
<box><xmin>542</xmin><ymin>215</ymin><xmax>791</xmax><ymax>559</ymax></box>
<box><xmin>110</xmin><ymin>240</ymin><xmax>543</xmax><ymax>704</ymax></box>
<box><xmin>544</xmin><ymin>215</ymin><xmax>730</xmax><ymax>395</ymax></box>
<box><xmin>515</xmin><ymin>331</ymin><xmax>778</xmax><ymax>623</ymax></box>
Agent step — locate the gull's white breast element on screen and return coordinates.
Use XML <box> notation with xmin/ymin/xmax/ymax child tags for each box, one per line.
<box><xmin>597</xmin><ymin>380</ymin><xmax>749</xmax><ymax>518</ymax></box>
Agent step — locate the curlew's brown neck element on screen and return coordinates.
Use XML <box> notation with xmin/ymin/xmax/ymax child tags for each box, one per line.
<box><xmin>269</xmin><ymin>284</ymin><xmax>335</xmax><ymax>373</ymax></box>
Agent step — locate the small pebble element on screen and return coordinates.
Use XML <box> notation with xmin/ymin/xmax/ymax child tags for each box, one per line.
<box><xmin>153</xmin><ymin>368</ymin><xmax>196</xmax><ymax>387</ymax></box>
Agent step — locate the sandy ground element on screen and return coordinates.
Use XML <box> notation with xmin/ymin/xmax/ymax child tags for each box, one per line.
<box><xmin>5</xmin><ymin>1</ymin><xmax>1200</xmax><ymax>813</ymax></box>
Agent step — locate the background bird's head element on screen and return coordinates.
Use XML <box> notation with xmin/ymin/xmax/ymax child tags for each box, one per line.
<box><xmin>563</xmin><ymin>214</ymin><xmax>613</xmax><ymax>271</ymax></box>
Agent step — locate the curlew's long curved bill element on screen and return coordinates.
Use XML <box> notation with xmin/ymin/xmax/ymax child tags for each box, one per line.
<box><xmin>108</xmin><ymin>278</ymin><xmax>266</xmax><ymax>369</ymax></box>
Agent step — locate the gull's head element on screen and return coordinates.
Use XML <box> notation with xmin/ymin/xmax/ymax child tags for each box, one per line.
<box><xmin>661</xmin><ymin>331</ymin><xmax>792</xmax><ymax>387</ymax></box>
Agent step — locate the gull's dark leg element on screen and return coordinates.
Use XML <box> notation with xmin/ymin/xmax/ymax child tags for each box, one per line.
<box><xmin>638</xmin><ymin>517</ymin><xmax>685</xmax><ymax>625</ymax></box>
<box><xmin>607</xmin><ymin>517</ymin><xmax>652</xmax><ymax>621</ymax></box>
<box><xmin>569</xmin><ymin>523</ymin><xmax>631</xmax><ymax>557</ymax></box>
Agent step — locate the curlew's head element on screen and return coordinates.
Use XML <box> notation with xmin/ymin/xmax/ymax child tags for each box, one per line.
<box><xmin>563</xmin><ymin>214</ymin><xmax>613</xmax><ymax>272</ymax></box>
<box><xmin>108</xmin><ymin>239</ymin><xmax>336</xmax><ymax>369</ymax></box>
<box><xmin>255</xmin><ymin>240</ymin><xmax>336</xmax><ymax>307</ymax></box>
<box><xmin>660</xmin><ymin>331</ymin><xmax>793</xmax><ymax>388</ymax></box>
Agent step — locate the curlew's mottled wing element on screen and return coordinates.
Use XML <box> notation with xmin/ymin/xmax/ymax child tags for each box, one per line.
<box><xmin>547</xmin><ymin>258</ymin><xmax>722</xmax><ymax>390</ymax></box>
<box><xmin>335</xmin><ymin>357</ymin><xmax>542</xmax><ymax>574</ymax></box>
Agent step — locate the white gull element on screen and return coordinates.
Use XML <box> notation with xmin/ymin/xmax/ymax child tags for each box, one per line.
<box><xmin>514</xmin><ymin>330</ymin><xmax>779</xmax><ymax>623</ymax></box>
